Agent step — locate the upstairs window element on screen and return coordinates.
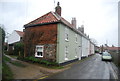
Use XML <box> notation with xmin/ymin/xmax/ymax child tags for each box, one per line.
<box><xmin>75</xmin><ymin>34</ymin><xmax>77</xmax><ymax>43</ymax></box>
<box><xmin>65</xmin><ymin>28</ymin><xmax>69</xmax><ymax>41</ymax></box>
<box><xmin>35</xmin><ymin>45</ymin><xmax>44</xmax><ymax>57</ymax></box>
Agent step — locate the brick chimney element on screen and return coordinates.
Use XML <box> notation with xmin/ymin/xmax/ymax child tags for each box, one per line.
<box><xmin>55</xmin><ymin>2</ymin><xmax>61</xmax><ymax>16</ymax></box>
<box><xmin>71</xmin><ymin>17</ymin><xmax>76</xmax><ymax>28</ymax></box>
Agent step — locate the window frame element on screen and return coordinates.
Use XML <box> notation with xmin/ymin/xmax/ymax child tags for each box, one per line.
<box><xmin>65</xmin><ymin>28</ymin><xmax>69</xmax><ymax>41</ymax></box>
<box><xmin>65</xmin><ymin>46</ymin><xmax>69</xmax><ymax>60</ymax></box>
<box><xmin>75</xmin><ymin>34</ymin><xmax>78</xmax><ymax>43</ymax></box>
<box><xmin>35</xmin><ymin>45</ymin><xmax>44</xmax><ymax>57</ymax></box>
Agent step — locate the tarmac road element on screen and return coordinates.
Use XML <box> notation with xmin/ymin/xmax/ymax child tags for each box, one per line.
<box><xmin>45</xmin><ymin>54</ymin><xmax>118</xmax><ymax>79</ymax></box>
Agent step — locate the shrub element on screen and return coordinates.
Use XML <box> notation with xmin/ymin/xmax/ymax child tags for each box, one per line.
<box><xmin>19</xmin><ymin>56</ymin><xmax>59</xmax><ymax>66</ymax></box>
<box><xmin>14</xmin><ymin>42</ymin><xmax>24</xmax><ymax>57</ymax></box>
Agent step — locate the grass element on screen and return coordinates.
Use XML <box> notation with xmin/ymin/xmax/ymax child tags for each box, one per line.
<box><xmin>10</xmin><ymin>61</ymin><xmax>26</xmax><ymax>67</ymax></box>
<box><xmin>3</xmin><ymin>55</ymin><xmax>11</xmax><ymax>62</ymax></box>
<box><xmin>2</xmin><ymin>61</ymin><xmax>13</xmax><ymax>80</ymax></box>
<box><xmin>9</xmin><ymin>55</ymin><xmax>18</xmax><ymax>59</ymax></box>
<box><xmin>3</xmin><ymin>55</ymin><xmax>26</xmax><ymax>67</ymax></box>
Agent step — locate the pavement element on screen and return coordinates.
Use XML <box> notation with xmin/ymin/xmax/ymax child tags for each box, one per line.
<box><xmin>44</xmin><ymin>54</ymin><xmax>118</xmax><ymax>79</ymax></box>
<box><xmin>4</xmin><ymin>54</ymin><xmax>69</xmax><ymax>79</ymax></box>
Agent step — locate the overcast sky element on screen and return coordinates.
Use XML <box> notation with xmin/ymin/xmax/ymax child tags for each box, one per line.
<box><xmin>0</xmin><ymin>0</ymin><xmax>119</xmax><ymax>47</ymax></box>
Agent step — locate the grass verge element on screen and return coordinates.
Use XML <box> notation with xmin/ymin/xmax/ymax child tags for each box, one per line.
<box><xmin>3</xmin><ymin>55</ymin><xmax>26</xmax><ymax>67</ymax></box>
<box><xmin>10</xmin><ymin>61</ymin><xmax>26</xmax><ymax>67</ymax></box>
<box><xmin>2</xmin><ymin>61</ymin><xmax>13</xmax><ymax>80</ymax></box>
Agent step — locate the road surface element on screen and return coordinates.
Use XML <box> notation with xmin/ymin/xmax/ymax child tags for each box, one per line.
<box><xmin>45</xmin><ymin>54</ymin><xmax>118</xmax><ymax>79</ymax></box>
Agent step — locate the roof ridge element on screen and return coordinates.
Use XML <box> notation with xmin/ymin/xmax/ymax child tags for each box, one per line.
<box><xmin>51</xmin><ymin>11</ymin><xmax>60</xmax><ymax>21</ymax></box>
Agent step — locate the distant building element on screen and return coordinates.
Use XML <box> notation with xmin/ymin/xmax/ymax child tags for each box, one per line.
<box><xmin>7</xmin><ymin>30</ymin><xmax>24</xmax><ymax>54</ymax></box>
<box><xmin>105</xmin><ymin>46</ymin><xmax>120</xmax><ymax>53</ymax></box>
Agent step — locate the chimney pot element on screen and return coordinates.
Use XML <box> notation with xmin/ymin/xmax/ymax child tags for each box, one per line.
<box><xmin>71</xmin><ymin>17</ymin><xmax>76</xmax><ymax>28</ymax></box>
<box><xmin>55</xmin><ymin>2</ymin><xmax>61</xmax><ymax>16</ymax></box>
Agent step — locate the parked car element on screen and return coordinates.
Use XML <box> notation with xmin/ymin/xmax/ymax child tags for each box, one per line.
<box><xmin>102</xmin><ymin>52</ymin><xmax>112</xmax><ymax>61</ymax></box>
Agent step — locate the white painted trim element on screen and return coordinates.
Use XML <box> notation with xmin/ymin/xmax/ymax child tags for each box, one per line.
<box><xmin>35</xmin><ymin>45</ymin><xmax>44</xmax><ymax>57</ymax></box>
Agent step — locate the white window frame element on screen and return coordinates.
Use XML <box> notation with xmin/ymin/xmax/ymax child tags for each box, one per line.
<box><xmin>65</xmin><ymin>46</ymin><xmax>68</xmax><ymax>60</ymax></box>
<box><xmin>65</xmin><ymin>28</ymin><xmax>69</xmax><ymax>41</ymax></box>
<box><xmin>75</xmin><ymin>34</ymin><xmax>78</xmax><ymax>43</ymax></box>
<box><xmin>35</xmin><ymin>45</ymin><xmax>44</xmax><ymax>57</ymax></box>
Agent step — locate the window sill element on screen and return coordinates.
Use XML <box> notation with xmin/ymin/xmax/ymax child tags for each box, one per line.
<box><xmin>75</xmin><ymin>56</ymin><xmax>77</xmax><ymax>58</ymax></box>
<box><xmin>65</xmin><ymin>39</ymin><xmax>69</xmax><ymax>42</ymax></box>
<box><xmin>65</xmin><ymin>58</ymin><xmax>68</xmax><ymax>60</ymax></box>
<box><xmin>75</xmin><ymin>41</ymin><xmax>78</xmax><ymax>43</ymax></box>
<box><xmin>35</xmin><ymin>55</ymin><xmax>43</xmax><ymax>57</ymax></box>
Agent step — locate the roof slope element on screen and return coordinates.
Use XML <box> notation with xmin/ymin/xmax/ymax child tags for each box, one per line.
<box><xmin>15</xmin><ymin>30</ymin><xmax>24</xmax><ymax>37</ymax></box>
<box><xmin>24</xmin><ymin>11</ymin><xmax>73</xmax><ymax>28</ymax></box>
<box><xmin>24</xmin><ymin>11</ymin><xmax>89</xmax><ymax>39</ymax></box>
<box><xmin>106</xmin><ymin>47</ymin><xmax>120</xmax><ymax>50</ymax></box>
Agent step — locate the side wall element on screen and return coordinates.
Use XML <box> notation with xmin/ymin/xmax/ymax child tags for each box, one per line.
<box><xmin>56</xmin><ymin>23</ymin><xmax>82</xmax><ymax>63</ymax></box>
<box><xmin>89</xmin><ymin>43</ymin><xmax>95</xmax><ymax>55</ymax></box>
<box><xmin>24</xmin><ymin>24</ymin><xmax>57</xmax><ymax>62</ymax></box>
<box><xmin>8</xmin><ymin>31</ymin><xmax>20</xmax><ymax>44</ymax></box>
<box><xmin>81</xmin><ymin>37</ymin><xmax>89</xmax><ymax>57</ymax></box>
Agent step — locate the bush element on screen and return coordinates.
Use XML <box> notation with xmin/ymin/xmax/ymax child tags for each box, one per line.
<box><xmin>14</xmin><ymin>42</ymin><xmax>24</xmax><ymax>57</ymax></box>
<box><xmin>18</xmin><ymin>56</ymin><xmax>59</xmax><ymax>66</ymax></box>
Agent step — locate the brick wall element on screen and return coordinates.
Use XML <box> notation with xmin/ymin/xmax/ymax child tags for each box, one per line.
<box><xmin>24</xmin><ymin>24</ymin><xmax>57</xmax><ymax>62</ymax></box>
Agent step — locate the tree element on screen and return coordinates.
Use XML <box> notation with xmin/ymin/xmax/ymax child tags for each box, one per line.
<box><xmin>0</xmin><ymin>26</ymin><xmax>5</xmax><ymax>54</ymax></box>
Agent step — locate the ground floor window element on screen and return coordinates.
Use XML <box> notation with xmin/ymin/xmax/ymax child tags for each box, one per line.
<box><xmin>65</xmin><ymin>46</ymin><xmax>68</xmax><ymax>60</ymax></box>
<box><xmin>35</xmin><ymin>45</ymin><xmax>44</xmax><ymax>57</ymax></box>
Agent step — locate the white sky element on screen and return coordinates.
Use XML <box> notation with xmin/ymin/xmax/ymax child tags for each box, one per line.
<box><xmin>0</xmin><ymin>0</ymin><xmax>119</xmax><ymax>47</ymax></box>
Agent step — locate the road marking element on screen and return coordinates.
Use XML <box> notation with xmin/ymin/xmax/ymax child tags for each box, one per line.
<box><xmin>33</xmin><ymin>75</ymin><xmax>49</xmax><ymax>81</ymax></box>
<box><xmin>39</xmin><ymin>76</ymin><xmax>48</xmax><ymax>79</ymax></box>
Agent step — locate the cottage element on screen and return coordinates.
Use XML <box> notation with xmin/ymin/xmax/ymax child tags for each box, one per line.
<box><xmin>89</xmin><ymin>41</ymin><xmax>95</xmax><ymax>56</ymax></box>
<box><xmin>24</xmin><ymin>2</ymin><xmax>84</xmax><ymax>64</ymax></box>
<box><xmin>7</xmin><ymin>30</ymin><xmax>24</xmax><ymax>54</ymax></box>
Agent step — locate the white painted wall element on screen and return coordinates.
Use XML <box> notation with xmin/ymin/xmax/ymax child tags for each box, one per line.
<box><xmin>81</xmin><ymin>36</ymin><xmax>89</xmax><ymax>57</ymax></box>
<box><xmin>8</xmin><ymin>30</ymin><xmax>20</xmax><ymax>44</ymax></box>
<box><xmin>89</xmin><ymin>42</ymin><xmax>95</xmax><ymax>55</ymax></box>
<box><xmin>91</xmin><ymin>43</ymin><xmax>95</xmax><ymax>54</ymax></box>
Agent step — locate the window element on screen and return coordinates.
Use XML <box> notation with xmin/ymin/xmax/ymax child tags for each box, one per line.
<box><xmin>65</xmin><ymin>28</ymin><xmax>69</xmax><ymax>41</ymax></box>
<box><xmin>75</xmin><ymin>34</ymin><xmax>77</xmax><ymax>43</ymax></box>
<box><xmin>75</xmin><ymin>48</ymin><xmax>77</xmax><ymax>58</ymax></box>
<box><xmin>35</xmin><ymin>45</ymin><xmax>44</xmax><ymax>57</ymax></box>
<box><xmin>65</xmin><ymin>46</ymin><xmax>68</xmax><ymax>60</ymax></box>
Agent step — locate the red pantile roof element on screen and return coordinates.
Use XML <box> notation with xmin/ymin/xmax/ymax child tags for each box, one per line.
<box><xmin>24</xmin><ymin>11</ymin><xmax>88</xmax><ymax>39</ymax></box>
<box><xmin>15</xmin><ymin>30</ymin><xmax>24</xmax><ymax>37</ymax></box>
<box><xmin>106</xmin><ymin>47</ymin><xmax>120</xmax><ymax>50</ymax></box>
<box><xmin>24</xmin><ymin>11</ymin><xmax>73</xmax><ymax>28</ymax></box>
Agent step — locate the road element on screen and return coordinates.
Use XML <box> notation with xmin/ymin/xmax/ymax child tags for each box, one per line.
<box><xmin>45</xmin><ymin>54</ymin><xmax>118</xmax><ymax>79</ymax></box>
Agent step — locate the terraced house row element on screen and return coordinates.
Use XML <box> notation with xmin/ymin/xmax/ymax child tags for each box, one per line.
<box><xmin>7</xmin><ymin>2</ymin><xmax>95</xmax><ymax>65</ymax></box>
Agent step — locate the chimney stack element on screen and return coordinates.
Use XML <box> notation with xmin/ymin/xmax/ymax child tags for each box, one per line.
<box><xmin>78</xmin><ymin>25</ymin><xmax>84</xmax><ymax>33</ymax></box>
<box><xmin>55</xmin><ymin>2</ymin><xmax>61</xmax><ymax>16</ymax></box>
<box><xmin>81</xmin><ymin>25</ymin><xmax>84</xmax><ymax>33</ymax></box>
<box><xmin>71</xmin><ymin>17</ymin><xmax>76</xmax><ymax>28</ymax></box>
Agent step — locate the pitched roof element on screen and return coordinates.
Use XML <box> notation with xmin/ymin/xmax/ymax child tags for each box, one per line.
<box><xmin>24</xmin><ymin>11</ymin><xmax>73</xmax><ymax>28</ymax></box>
<box><xmin>24</xmin><ymin>11</ymin><xmax>89</xmax><ymax>39</ymax></box>
<box><xmin>106</xmin><ymin>47</ymin><xmax>120</xmax><ymax>51</ymax></box>
<box><xmin>15</xmin><ymin>30</ymin><xmax>24</xmax><ymax>37</ymax></box>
